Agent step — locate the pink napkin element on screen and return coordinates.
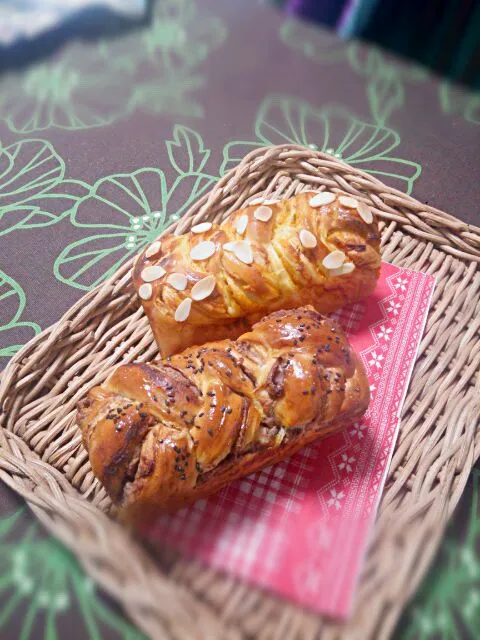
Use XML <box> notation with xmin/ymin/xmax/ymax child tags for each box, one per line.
<box><xmin>144</xmin><ymin>262</ymin><xmax>435</xmax><ymax>619</ymax></box>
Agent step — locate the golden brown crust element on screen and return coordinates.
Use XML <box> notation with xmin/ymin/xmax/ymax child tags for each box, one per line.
<box><xmin>77</xmin><ymin>307</ymin><xmax>370</xmax><ymax>524</ymax></box>
<box><xmin>132</xmin><ymin>192</ymin><xmax>381</xmax><ymax>357</ymax></box>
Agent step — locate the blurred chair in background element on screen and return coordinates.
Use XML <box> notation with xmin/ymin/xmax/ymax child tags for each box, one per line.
<box><xmin>271</xmin><ymin>0</ymin><xmax>480</xmax><ymax>88</ymax></box>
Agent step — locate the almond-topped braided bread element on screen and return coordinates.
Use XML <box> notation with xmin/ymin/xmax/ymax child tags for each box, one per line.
<box><xmin>132</xmin><ymin>191</ymin><xmax>381</xmax><ymax>356</ymax></box>
<box><xmin>77</xmin><ymin>307</ymin><xmax>369</xmax><ymax>523</ymax></box>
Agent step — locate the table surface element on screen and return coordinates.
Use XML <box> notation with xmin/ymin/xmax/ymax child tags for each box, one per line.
<box><xmin>0</xmin><ymin>1</ymin><xmax>479</xmax><ymax>638</ymax></box>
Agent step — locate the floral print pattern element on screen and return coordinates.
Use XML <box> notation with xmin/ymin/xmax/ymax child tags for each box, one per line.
<box><xmin>54</xmin><ymin>127</ymin><xmax>216</xmax><ymax>290</ymax></box>
<box><xmin>0</xmin><ymin>138</ymin><xmax>86</xmax><ymax>236</ymax></box>
<box><xmin>0</xmin><ymin>0</ymin><xmax>227</xmax><ymax>132</ymax></box>
<box><xmin>0</xmin><ymin>47</ymin><xmax>134</xmax><ymax>133</ymax></box>
<box><xmin>221</xmin><ymin>96</ymin><xmax>422</xmax><ymax>193</ymax></box>
<box><xmin>0</xmin><ymin>271</ymin><xmax>40</xmax><ymax>363</ymax></box>
<box><xmin>280</xmin><ymin>19</ymin><xmax>429</xmax><ymax>127</ymax></box>
<box><xmin>439</xmin><ymin>81</ymin><xmax>480</xmax><ymax>126</ymax></box>
<box><xmin>0</xmin><ymin>508</ymin><xmax>144</xmax><ymax>639</ymax></box>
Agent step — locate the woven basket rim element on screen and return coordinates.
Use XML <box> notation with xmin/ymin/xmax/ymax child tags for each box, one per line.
<box><xmin>1</xmin><ymin>145</ymin><xmax>479</xmax><ymax>640</ymax></box>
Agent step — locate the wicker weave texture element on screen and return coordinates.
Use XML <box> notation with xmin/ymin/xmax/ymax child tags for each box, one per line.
<box><xmin>0</xmin><ymin>145</ymin><xmax>479</xmax><ymax>640</ymax></box>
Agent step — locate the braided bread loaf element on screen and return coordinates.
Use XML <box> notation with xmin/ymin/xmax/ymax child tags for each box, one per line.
<box><xmin>78</xmin><ymin>307</ymin><xmax>369</xmax><ymax>523</ymax></box>
<box><xmin>132</xmin><ymin>191</ymin><xmax>381</xmax><ymax>357</ymax></box>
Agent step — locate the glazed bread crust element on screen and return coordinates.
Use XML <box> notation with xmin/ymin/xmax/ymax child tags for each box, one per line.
<box><xmin>78</xmin><ymin>307</ymin><xmax>370</xmax><ymax>524</ymax></box>
<box><xmin>132</xmin><ymin>192</ymin><xmax>381</xmax><ymax>357</ymax></box>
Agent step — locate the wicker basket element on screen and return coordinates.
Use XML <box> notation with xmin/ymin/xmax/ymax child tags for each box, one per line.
<box><xmin>0</xmin><ymin>145</ymin><xmax>479</xmax><ymax>640</ymax></box>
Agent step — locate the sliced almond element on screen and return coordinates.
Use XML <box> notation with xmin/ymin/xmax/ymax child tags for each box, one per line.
<box><xmin>254</xmin><ymin>205</ymin><xmax>272</xmax><ymax>222</ymax></box>
<box><xmin>263</xmin><ymin>198</ymin><xmax>280</xmax><ymax>205</ymax></box>
<box><xmin>249</xmin><ymin>197</ymin><xmax>265</xmax><ymax>205</ymax></box>
<box><xmin>167</xmin><ymin>273</ymin><xmax>187</xmax><ymax>291</ymax></box>
<box><xmin>141</xmin><ymin>265</ymin><xmax>166</xmax><ymax>282</ymax></box>
<box><xmin>191</xmin><ymin>275</ymin><xmax>216</xmax><ymax>301</ymax></box>
<box><xmin>234</xmin><ymin>241</ymin><xmax>254</xmax><ymax>264</ymax></box>
<box><xmin>322</xmin><ymin>250</ymin><xmax>346</xmax><ymax>270</ymax></box>
<box><xmin>339</xmin><ymin>195</ymin><xmax>358</xmax><ymax>208</ymax></box>
<box><xmin>330</xmin><ymin>262</ymin><xmax>356</xmax><ymax>276</ymax></box>
<box><xmin>309</xmin><ymin>192</ymin><xmax>336</xmax><ymax>207</ymax></box>
<box><xmin>357</xmin><ymin>202</ymin><xmax>373</xmax><ymax>224</ymax></box>
<box><xmin>174</xmin><ymin>298</ymin><xmax>192</xmax><ymax>322</ymax></box>
<box><xmin>299</xmin><ymin>229</ymin><xmax>317</xmax><ymax>249</ymax></box>
<box><xmin>236</xmin><ymin>214</ymin><xmax>248</xmax><ymax>235</ymax></box>
<box><xmin>223</xmin><ymin>240</ymin><xmax>253</xmax><ymax>264</ymax></box>
<box><xmin>145</xmin><ymin>241</ymin><xmax>161</xmax><ymax>258</ymax></box>
<box><xmin>190</xmin><ymin>240</ymin><xmax>215</xmax><ymax>261</ymax></box>
<box><xmin>191</xmin><ymin>222</ymin><xmax>213</xmax><ymax>234</ymax></box>
<box><xmin>138</xmin><ymin>283</ymin><xmax>153</xmax><ymax>300</ymax></box>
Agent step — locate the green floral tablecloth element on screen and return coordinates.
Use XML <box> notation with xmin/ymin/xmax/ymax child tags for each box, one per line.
<box><xmin>0</xmin><ymin>1</ymin><xmax>478</xmax><ymax>638</ymax></box>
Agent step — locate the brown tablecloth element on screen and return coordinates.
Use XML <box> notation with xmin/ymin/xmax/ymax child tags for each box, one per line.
<box><xmin>0</xmin><ymin>1</ymin><xmax>478</xmax><ymax>638</ymax></box>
